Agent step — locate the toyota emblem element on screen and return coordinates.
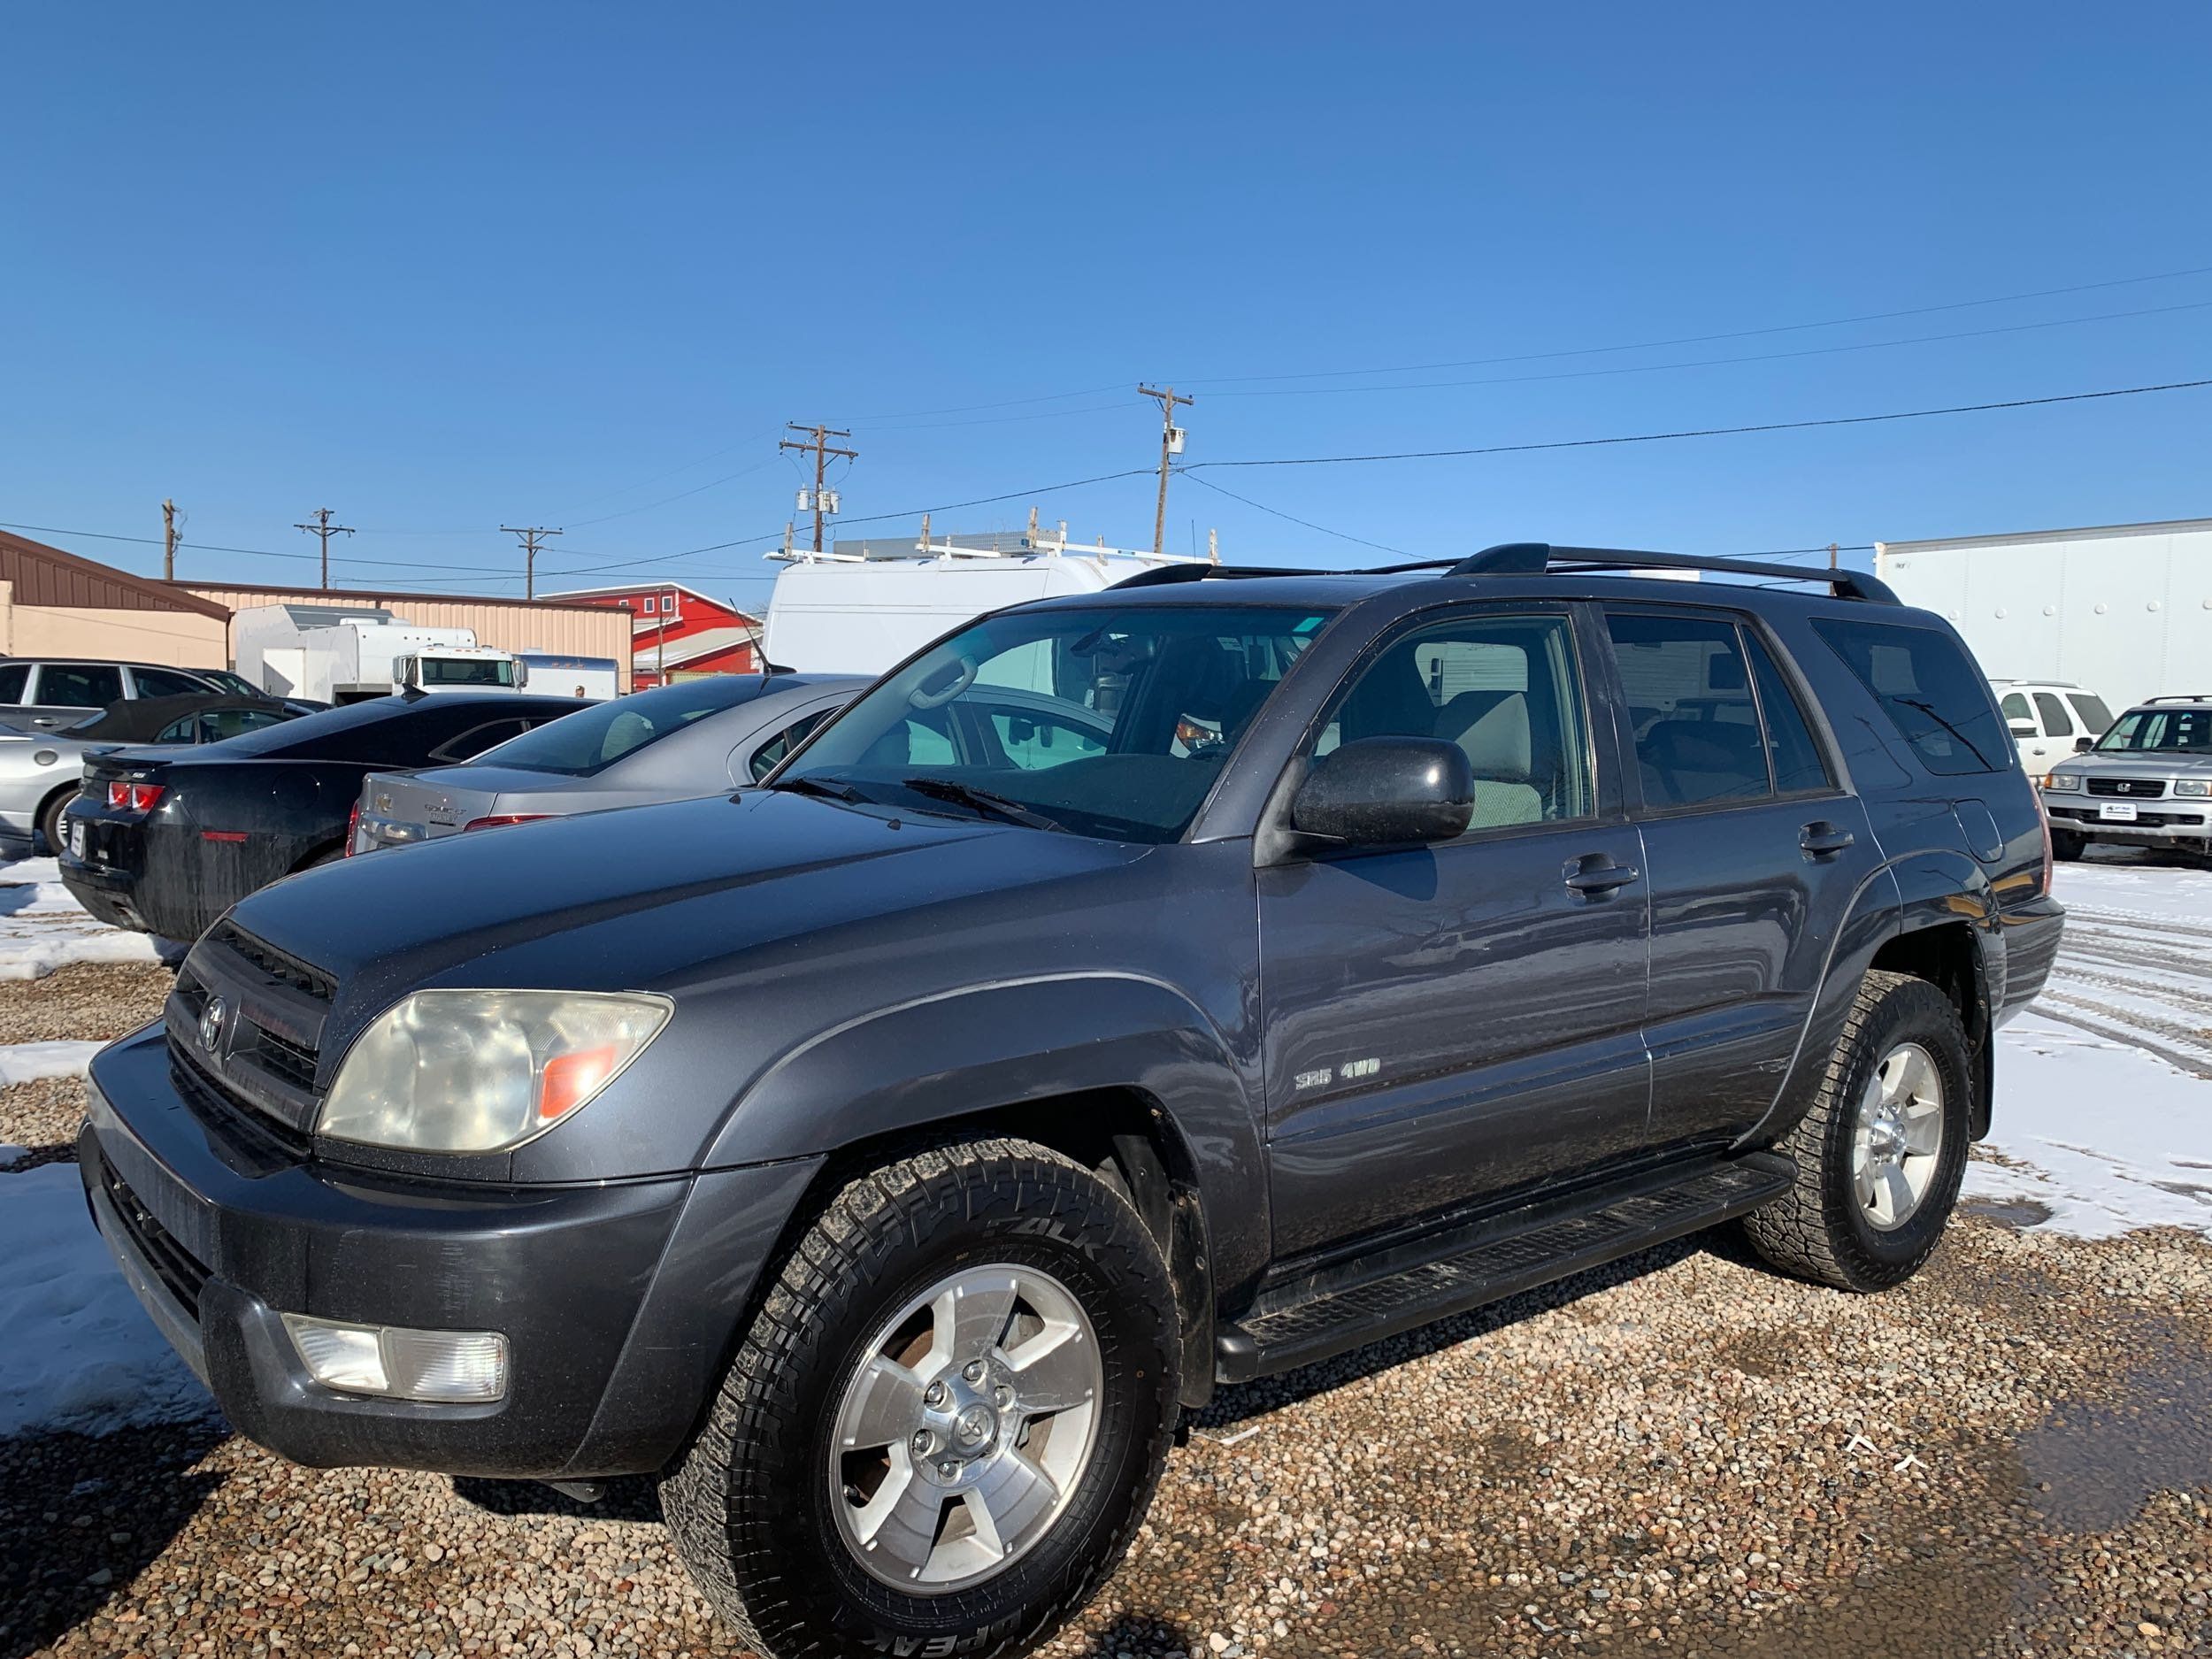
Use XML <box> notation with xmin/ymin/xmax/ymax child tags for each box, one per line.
<box><xmin>199</xmin><ymin>995</ymin><xmax>227</xmax><ymax>1055</ymax></box>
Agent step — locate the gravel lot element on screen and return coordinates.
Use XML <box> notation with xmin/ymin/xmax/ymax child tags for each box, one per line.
<box><xmin>5</xmin><ymin>961</ymin><xmax>2211</xmax><ymax>1659</ymax></box>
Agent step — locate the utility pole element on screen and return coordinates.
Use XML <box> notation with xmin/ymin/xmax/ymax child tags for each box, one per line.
<box><xmin>1138</xmin><ymin>385</ymin><xmax>1193</xmax><ymax>557</ymax></box>
<box><xmin>293</xmin><ymin>507</ymin><xmax>354</xmax><ymax>591</ymax></box>
<box><xmin>502</xmin><ymin>526</ymin><xmax>563</xmax><ymax>600</ymax></box>
<box><xmin>1828</xmin><ymin>541</ymin><xmax>1839</xmax><ymax>572</ymax></box>
<box><xmin>779</xmin><ymin>423</ymin><xmax>858</xmax><ymax>553</ymax></box>
<box><xmin>162</xmin><ymin>498</ymin><xmax>179</xmax><ymax>581</ymax></box>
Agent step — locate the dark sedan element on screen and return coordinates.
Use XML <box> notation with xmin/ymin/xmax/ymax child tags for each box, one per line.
<box><xmin>58</xmin><ymin>691</ymin><xmax>586</xmax><ymax>940</ymax></box>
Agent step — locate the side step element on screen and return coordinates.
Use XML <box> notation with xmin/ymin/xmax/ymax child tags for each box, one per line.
<box><xmin>1216</xmin><ymin>1151</ymin><xmax>1794</xmax><ymax>1383</ymax></box>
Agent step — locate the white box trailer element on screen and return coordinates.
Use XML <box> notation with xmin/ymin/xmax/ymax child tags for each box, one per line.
<box><xmin>1876</xmin><ymin>518</ymin><xmax>2212</xmax><ymax>718</ymax></box>
<box><xmin>234</xmin><ymin>603</ymin><xmax>528</xmax><ymax>703</ymax></box>
<box><xmin>762</xmin><ymin>545</ymin><xmax>1206</xmax><ymax>676</ymax></box>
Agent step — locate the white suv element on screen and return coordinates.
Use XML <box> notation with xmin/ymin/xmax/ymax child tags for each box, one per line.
<box><xmin>1993</xmin><ymin>680</ymin><xmax>2115</xmax><ymax>771</ymax></box>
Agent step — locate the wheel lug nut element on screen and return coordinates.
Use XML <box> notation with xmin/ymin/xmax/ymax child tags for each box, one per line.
<box><xmin>962</xmin><ymin>1360</ymin><xmax>987</xmax><ymax>1384</ymax></box>
<box><xmin>936</xmin><ymin>1460</ymin><xmax>957</xmax><ymax>1479</ymax></box>
<box><xmin>910</xmin><ymin>1430</ymin><xmax>933</xmax><ymax>1456</ymax></box>
<box><xmin>994</xmin><ymin>1385</ymin><xmax>1013</xmax><ymax>1407</ymax></box>
<box><xmin>924</xmin><ymin>1381</ymin><xmax>947</xmax><ymax>1407</ymax></box>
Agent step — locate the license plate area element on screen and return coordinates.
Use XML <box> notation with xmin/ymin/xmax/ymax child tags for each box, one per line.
<box><xmin>2100</xmin><ymin>802</ymin><xmax>2139</xmax><ymax>821</ymax></box>
<box><xmin>68</xmin><ymin>819</ymin><xmax>87</xmax><ymax>858</ymax></box>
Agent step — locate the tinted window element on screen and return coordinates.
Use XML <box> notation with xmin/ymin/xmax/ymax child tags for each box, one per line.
<box><xmin>1746</xmin><ymin>634</ymin><xmax>1832</xmax><ymax>794</ymax></box>
<box><xmin>1607</xmin><ymin>613</ymin><xmax>1770</xmax><ymax>807</ymax></box>
<box><xmin>484</xmin><ymin>677</ymin><xmax>767</xmax><ymax>776</ymax></box>
<box><xmin>429</xmin><ymin>718</ymin><xmax>536</xmax><ymax>764</ymax></box>
<box><xmin>2032</xmin><ymin>691</ymin><xmax>2071</xmax><ymax>736</ymax></box>
<box><xmin>1999</xmin><ymin>691</ymin><xmax>2032</xmax><ymax>723</ymax></box>
<box><xmin>1313</xmin><ymin>612</ymin><xmax>1591</xmax><ymax>830</ymax></box>
<box><xmin>783</xmin><ymin>604</ymin><xmax>1331</xmax><ymax>843</ymax></box>
<box><xmin>985</xmin><ymin>702</ymin><xmax>1110</xmax><ymax>772</ymax></box>
<box><xmin>2068</xmin><ymin>692</ymin><xmax>2115</xmax><ymax>734</ymax></box>
<box><xmin>132</xmin><ymin>666</ymin><xmax>212</xmax><ymax>698</ymax></box>
<box><xmin>36</xmin><ymin>664</ymin><xmax>124</xmax><ymax>709</ymax></box>
<box><xmin>218</xmin><ymin>697</ymin><xmax>580</xmax><ymax>764</ymax></box>
<box><xmin>156</xmin><ymin>707</ymin><xmax>290</xmax><ymax>744</ymax></box>
<box><xmin>418</xmin><ymin>657</ymin><xmax>518</xmax><ymax>688</ymax></box>
<box><xmin>749</xmin><ymin>708</ymin><xmax>836</xmax><ymax>782</ymax></box>
<box><xmin>1813</xmin><ymin>619</ymin><xmax>2008</xmax><ymax>776</ymax></box>
<box><xmin>0</xmin><ymin>664</ymin><xmax>27</xmax><ymax>703</ymax></box>
<box><xmin>2096</xmin><ymin>706</ymin><xmax>2212</xmax><ymax>754</ymax></box>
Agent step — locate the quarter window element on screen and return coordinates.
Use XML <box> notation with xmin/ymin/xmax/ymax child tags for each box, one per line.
<box><xmin>0</xmin><ymin>664</ymin><xmax>27</xmax><ymax>703</ymax></box>
<box><xmin>1313</xmin><ymin>612</ymin><xmax>1592</xmax><ymax>830</ymax></box>
<box><xmin>1812</xmin><ymin>618</ymin><xmax>2008</xmax><ymax>776</ymax></box>
<box><xmin>749</xmin><ymin>709</ymin><xmax>837</xmax><ymax>782</ymax></box>
<box><xmin>1606</xmin><ymin>613</ymin><xmax>1770</xmax><ymax>807</ymax></box>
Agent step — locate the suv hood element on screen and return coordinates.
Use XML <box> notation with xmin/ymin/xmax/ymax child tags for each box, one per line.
<box><xmin>224</xmin><ymin>787</ymin><xmax>1151</xmax><ymax>1001</ymax></box>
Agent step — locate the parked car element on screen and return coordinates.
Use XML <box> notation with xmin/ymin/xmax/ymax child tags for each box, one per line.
<box><xmin>0</xmin><ymin>695</ymin><xmax>304</xmax><ymax>853</ymax></box>
<box><xmin>0</xmin><ymin>657</ymin><xmax>256</xmax><ymax>733</ymax></box>
<box><xmin>2038</xmin><ymin>693</ymin><xmax>2212</xmax><ymax>859</ymax></box>
<box><xmin>349</xmin><ymin>672</ymin><xmax>865</xmax><ymax>853</ymax></box>
<box><xmin>188</xmin><ymin>666</ymin><xmax>330</xmax><ymax>715</ymax></box>
<box><xmin>81</xmin><ymin>545</ymin><xmax>2062</xmax><ymax>1659</ymax></box>
<box><xmin>1993</xmin><ymin>679</ymin><xmax>2115</xmax><ymax>772</ymax></box>
<box><xmin>58</xmin><ymin>691</ymin><xmax>587</xmax><ymax>939</ymax></box>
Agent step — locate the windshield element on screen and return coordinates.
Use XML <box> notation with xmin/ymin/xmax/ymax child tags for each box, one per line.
<box><xmin>419</xmin><ymin>656</ymin><xmax>517</xmax><ymax>687</ymax></box>
<box><xmin>474</xmin><ymin>676</ymin><xmax>770</xmax><ymax>775</ymax></box>
<box><xmin>2096</xmin><ymin>705</ymin><xmax>2212</xmax><ymax>754</ymax></box>
<box><xmin>778</xmin><ymin>603</ymin><xmax>1333</xmax><ymax>842</ymax></box>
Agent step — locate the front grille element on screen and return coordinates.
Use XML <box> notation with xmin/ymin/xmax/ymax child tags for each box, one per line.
<box><xmin>171</xmin><ymin>1045</ymin><xmax>314</xmax><ymax>1159</ymax></box>
<box><xmin>204</xmin><ymin>921</ymin><xmax>337</xmax><ymax>1004</ymax></box>
<box><xmin>2086</xmin><ymin>777</ymin><xmax>2166</xmax><ymax>799</ymax></box>
<box><xmin>96</xmin><ymin>1151</ymin><xmax>211</xmax><ymax>1315</ymax></box>
<box><xmin>253</xmin><ymin>1027</ymin><xmax>319</xmax><ymax>1092</ymax></box>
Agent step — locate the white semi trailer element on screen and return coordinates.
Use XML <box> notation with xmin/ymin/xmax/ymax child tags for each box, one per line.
<box><xmin>1876</xmin><ymin>517</ymin><xmax>2212</xmax><ymax>717</ymax></box>
<box><xmin>234</xmin><ymin>603</ymin><xmax>529</xmax><ymax>704</ymax></box>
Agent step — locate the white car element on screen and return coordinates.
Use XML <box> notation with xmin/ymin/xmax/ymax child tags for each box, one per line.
<box><xmin>1993</xmin><ymin>680</ymin><xmax>2115</xmax><ymax>772</ymax></box>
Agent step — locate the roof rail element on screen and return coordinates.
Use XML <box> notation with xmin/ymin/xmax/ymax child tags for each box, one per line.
<box><xmin>2143</xmin><ymin>694</ymin><xmax>2212</xmax><ymax>705</ymax></box>
<box><xmin>1109</xmin><ymin>563</ymin><xmax>1324</xmax><ymax>589</ymax></box>
<box><xmin>1448</xmin><ymin>542</ymin><xmax>1901</xmax><ymax>604</ymax></box>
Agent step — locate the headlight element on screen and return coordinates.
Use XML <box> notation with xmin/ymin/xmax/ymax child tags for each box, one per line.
<box><xmin>2041</xmin><ymin>772</ymin><xmax>2082</xmax><ymax>792</ymax></box>
<box><xmin>2173</xmin><ymin>779</ymin><xmax>2210</xmax><ymax>798</ymax></box>
<box><xmin>318</xmin><ymin>989</ymin><xmax>672</xmax><ymax>1153</ymax></box>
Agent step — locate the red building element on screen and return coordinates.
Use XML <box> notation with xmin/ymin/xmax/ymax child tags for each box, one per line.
<box><xmin>541</xmin><ymin>580</ymin><xmax>763</xmax><ymax>689</ymax></box>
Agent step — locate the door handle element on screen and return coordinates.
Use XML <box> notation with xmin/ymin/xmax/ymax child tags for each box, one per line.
<box><xmin>1800</xmin><ymin>822</ymin><xmax>1856</xmax><ymax>858</ymax></box>
<box><xmin>1563</xmin><ymin>854</ymin><xmax>1640</xmax><ymax>896</ymax></box>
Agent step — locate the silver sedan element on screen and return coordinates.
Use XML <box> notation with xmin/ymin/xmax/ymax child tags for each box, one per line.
<box><xmin>349</xmin><ymin>672</ymin><xmax>867</xmax><ymax>852</ymax></box>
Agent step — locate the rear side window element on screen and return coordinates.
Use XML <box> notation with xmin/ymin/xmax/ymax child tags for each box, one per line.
<box><xmin>1745</xmin><ymin>634</ymin><xmax>1832</xmax><ymax>794</ymax></box>
<box><xmin>36</xmin><ymin>664</ymin><xmax>124</xmax><ymax>709</ymax></box>
<box><xmin>1607</xmin><ymin>613</ymin><xmax>1770</xmax><ymax>807</ymax></box>
<box><xmin>749</xmin><ymin>708</ymin><xmax>836</xmax><ymax>782</ymax></box>
<box><xmin>1812</xmin><ymin>618</ymin><xmax>2008</xmax><ymax>776</ymax></box>
<box><xmin>0</xmin><ymin>664</ymin><xmax>27</xmax><ymax>703</ymax></box>
<box><xmin>428</xmin><ymin>718</ymin><xmax>537</xmax><ymax>764</ymax></box>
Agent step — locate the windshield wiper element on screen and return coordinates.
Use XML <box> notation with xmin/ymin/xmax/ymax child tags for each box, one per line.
<box><xmin>897</xmin><ymin>777</ymin><xmax>1069</xmax><ymax>833</ymax></box>
<box><xmin>1892</xmin><ymin>696</ymin><xmax>1995</xmax><ymax>769</ymax></box>
<box><xmin>770</xmin><ymin>773</ymin><xmax>868</xmax><ymax>804</ymax></box>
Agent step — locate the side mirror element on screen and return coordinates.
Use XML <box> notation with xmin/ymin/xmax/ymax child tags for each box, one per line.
<box><xmin>2075</xmin><ymin>735</ymin><xmax>2095</xmax><ymax>754</ymax></box>
<box><xmin>2008</xmin><ymin>724</ymin><xmax>2037</xmax><ymax>741</ymax></box>
<box><xmin>1291</xmin><ymin>736</ymin><xmax>1474</xmax><ymax>848</ymax></box>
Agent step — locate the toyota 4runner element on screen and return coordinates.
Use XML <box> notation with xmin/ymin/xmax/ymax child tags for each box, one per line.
<box><xmin>80</xmin><ymin>543</ymin><xmax>2063</xmax><ymax>1659</ymax></box>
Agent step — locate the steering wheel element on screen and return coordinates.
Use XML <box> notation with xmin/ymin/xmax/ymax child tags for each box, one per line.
<box><xmin>908</xmin><ymin>656</ymin><xmax>978</xmax><ymax>710</ymax></box>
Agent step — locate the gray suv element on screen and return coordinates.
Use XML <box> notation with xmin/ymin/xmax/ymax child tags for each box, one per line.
<box><xmin>78</xmin><ymin>545</ymin><xmax>2062</xmax><ymax>1659</ymax></box>
<box><xmin>2039</xmin><ymin>695</ymin><xmax>2212</xmax><ymax>859</ymax></box>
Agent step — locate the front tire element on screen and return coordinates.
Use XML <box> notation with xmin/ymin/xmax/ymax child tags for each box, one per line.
<box><xmin>663</xmin><ymin>1138</ymin><xmax>1179</xmax><ymax>1659</ymax></box>
<box><xmin>37</xmin><ymin>788</ymin><xmax>73</xmax><ymax>858</ymax></box>
<box><xmin>1743</xmin><ymin>970</ymin><xmax>1971</xmax><ymax>1292</ymax></box>
<box><xmin>2050</xmin><ymin>827</ymin><xmax>2085</xmax><ymax>861</ymax></box>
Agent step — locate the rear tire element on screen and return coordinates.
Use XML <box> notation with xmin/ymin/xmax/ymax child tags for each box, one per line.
<box><xmin>2050</xmin><ymin>828</ymin><xmax>2085</xmax><ymax>861</ymax></box>
<box><xmin>37</xmin><ymin>788</ymin><xmax>73</xmax><ymax>858</ymax></box>
<box><xmin>662</xmin><ymin>1138</ymin><xmax>1179</xmax><ymax>1659</ymax></box>
<box><xmin>1743</xmin><ymin>970</ymin><xmax>1971</xmax><ymax>1292</ymax></box>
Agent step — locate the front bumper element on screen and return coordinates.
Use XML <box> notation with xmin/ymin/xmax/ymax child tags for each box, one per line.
<box><xmin>80</xmin><ymin>1024</ymin><xmax>820</xmax><ymax>1479</ymax></box>
<box><xmin>2044</xmin><ymin>797</ymin><xmax>2212</xmax><ymax>846</ymax></box>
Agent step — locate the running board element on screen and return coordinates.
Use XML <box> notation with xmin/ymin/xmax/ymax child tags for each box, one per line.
<box><xmin>1216</xmin><ymin>1151</ymin><xmax>1795</xmax><ymax>1383</ymax></box>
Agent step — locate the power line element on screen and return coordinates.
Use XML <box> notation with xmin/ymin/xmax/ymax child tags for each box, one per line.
<box><xmin>1178</xmin><ymin>472</ymin><xmax>1412</xmax><ymax>558</ymax></box>
<box><xmin>1196</xmin><ymin>298</ymin><xmax>2212</xmax><ymax>400</ymax></box>
<box><xmin>1183</xmin><ymin>375</ymin><xmax>2212</xmax><ymax>471</ymax></box>
<box><xmin>1182</xmin><ymin>262</ymin><xmax>2212</xmax><ymax>387</ymax></box>
<box><xmin>0</xmin><ymin>521</ymin><xmax>524</xmax><ymax>575</ymax></box>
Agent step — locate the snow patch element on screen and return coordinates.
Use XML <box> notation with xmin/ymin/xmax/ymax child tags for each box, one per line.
<box><xmin>0</xmin><ymin>1163</ymin><xmax>215</xmax><ymax>1436</ymax></box>
<box><xmin>0</xmin><ymin>853</ymin><xmax>167</xmax><ymax>979</ymax></box>
<box><xmin>0</xmin><ymin>1040</ymin><xmax>104</xmax><ymax>1087</ymax></box>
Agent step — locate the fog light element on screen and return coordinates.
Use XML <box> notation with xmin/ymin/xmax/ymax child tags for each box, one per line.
<box><xmin>280</xmin><ymin>1314</ymin><xmax>508</xmax><ymax>1402</ymax></box>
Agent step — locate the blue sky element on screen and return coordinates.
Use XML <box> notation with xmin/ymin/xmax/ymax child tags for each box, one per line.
<box><xmin>4</xmin><ymin>4</ymin><xmax>2209</xmax><ymax>605</ymax></box>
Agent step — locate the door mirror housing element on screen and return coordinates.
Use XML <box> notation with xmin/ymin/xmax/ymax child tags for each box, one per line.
<box><xmin>2008</xmin><ymin>723</ymin><xmax>2037</xmax><ymax>740</ymax></box>
<box><xmin>1290</xmin><ymin>736</ymin><xmax>1474</xmax><ymax>849</ymax></box>
<box><xmin>2074</xmin><ymin>735</ymin><xmax>2095</xmax><ymax>753</ymax></box>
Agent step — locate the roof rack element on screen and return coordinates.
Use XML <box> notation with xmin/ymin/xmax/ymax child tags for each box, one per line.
<box><xmin>1110</xmin><ymin>563</ymin><xmax>1323</xmax><ymax>589</ymax></box>
<box><xmin>2142</xmin><ymin>694</ymin><xmax>2212</xmax><ymax>705</ymax></box>
<box><xmin>1448</xmin><ymin>543</ymin><xmax>1900</xmax><ymax>603</ymax></box>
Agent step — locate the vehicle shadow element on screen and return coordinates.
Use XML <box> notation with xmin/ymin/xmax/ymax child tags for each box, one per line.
<box><xmin>1192</xmin><ymin>1233</ymin><xmax>1711</xmax><ymax>1432</ymax></box>
<box><xmin>449</xmin><ymin>1471</ymin><xmax>664</xmax><ymax>1523</ymax></box>
<box><xmin>0</xmin><ymin>1417</ymin><xmax>229</xmax><ymax>1659</ymax></box>
<box><xmin>0</xmin><ymin>885</ymin><xmax>44</xmax><ymax>918</ymax></box>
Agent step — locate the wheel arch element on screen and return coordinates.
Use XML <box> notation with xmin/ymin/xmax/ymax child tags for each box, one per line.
<box><xmin>1867</xmin><ymin>917</ymin><xmax>1993</xmax><ymax>1138</ymax></box>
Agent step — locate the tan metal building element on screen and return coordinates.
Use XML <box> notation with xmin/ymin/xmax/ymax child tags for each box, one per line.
<box><xmin>183</xmin><ymin>581</ymin><xmax>634</xmax><ymax>692</ymax></box>
<box><xmin>0</xmin><ymin>529</ymin><xmax>231</xmax><ymax>666</ymax></box>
